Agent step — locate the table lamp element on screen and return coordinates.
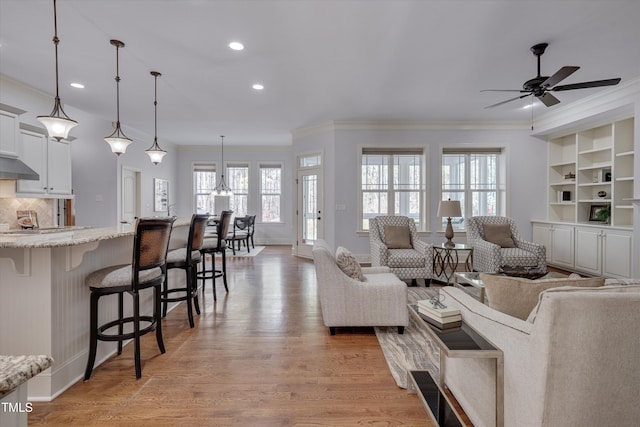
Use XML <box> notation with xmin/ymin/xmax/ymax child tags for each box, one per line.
<box><xmin>437</xmin><ymin>199</ymin><xmax>462</xmax><ymax>248</ymax></box>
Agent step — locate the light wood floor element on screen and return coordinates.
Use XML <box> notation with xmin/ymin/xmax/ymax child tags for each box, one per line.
<box><xmin>29</xmin><ymin>246</ymin><xmax>431</xmax><ymax>426</ymax></box>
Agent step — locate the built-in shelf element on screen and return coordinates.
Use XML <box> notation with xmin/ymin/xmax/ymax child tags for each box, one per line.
<box><xmin>616</xmin><ymin>177</ymin><xmax>634</xmax><ymax>181</ymax></box>
<box><xmin>578</xmin><ymin>182</ymin><xmax>611</xmax><ymax>187</ymax></box>
<box><xmin>616</xmin><ymin>151</ymin><xmax>634</xmax><ymax>157</ymax></box>
<box><xmin>550</xmin><ymin>161</ymin><xmax>576</xmax><ymax>167</ymax></box>
<box><xmin>578</xmin><ymin>147</ymin><xmax>612</xmax><ymax>155</ymax></box>
<box><xmin>550</xmin><ymin>181</ymin><xmax>576</xmax><ymax>186</ymax></box>
<box><xmin>578</xmin><ymin>162</ymin><xmax>612</xmax><ymax>171</ymax></box>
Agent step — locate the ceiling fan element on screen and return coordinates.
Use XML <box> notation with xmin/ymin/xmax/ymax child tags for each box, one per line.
<box><xmin>483</xmin><ymin>43</ymin><xmax>621</xmax><ymax>108</ymax></box>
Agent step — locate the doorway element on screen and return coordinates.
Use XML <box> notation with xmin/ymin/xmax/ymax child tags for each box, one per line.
<box><xmin>295</xmin><ymin>153</ymin><xmax>323</xmax><ymax>258</ymax></box>
<box><xmin>121</xmin><ymin>167</ymin><xmax>141</xmax><ymax>225</ymax></box>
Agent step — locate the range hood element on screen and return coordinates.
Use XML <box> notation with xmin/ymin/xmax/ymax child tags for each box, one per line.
<box><xmin>0</xmin><ymin>156</ymin><xmax>39</xmax><ymax>180</ymax></box>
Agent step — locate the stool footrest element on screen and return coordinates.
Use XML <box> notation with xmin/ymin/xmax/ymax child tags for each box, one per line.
<box><xmin>96</xmin><ymin>315</ymin><xmax>156</xmax><ymax>342</ymax></box>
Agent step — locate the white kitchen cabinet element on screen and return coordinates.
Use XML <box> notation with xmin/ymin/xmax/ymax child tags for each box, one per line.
<box><xmin>574</xmin><ymin>226</ymin><xmax>632</xmax><ymax>279</ymax></box>
<box><xmin>16</xmin><ymin>127</ymin><xmax>72</xmax><ymax>197</ymax></box>
<box><xmin>0</xmin><ymin>109</ymin><xmax>20</xmax><ymax>158</ymax></box>
<box><xmin>532</xmin><ymin>222</ymin><xmax>574</xmax><ymax>269</ymax></box>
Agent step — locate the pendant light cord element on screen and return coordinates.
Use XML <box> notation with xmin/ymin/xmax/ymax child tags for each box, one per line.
<box><xmin>115</xmin><ymin>44</ymin><xmax>121</xmax><ymax>126</ymax></box>
<box><xmin>52</xmin><ymin>0</ymin><xmax>60</xmax><ymax>101</ymax></box>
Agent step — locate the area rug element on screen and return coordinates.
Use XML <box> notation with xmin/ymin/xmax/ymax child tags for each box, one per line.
<box><xmin>375</xmin><ymin>287</ymin><xmax>442</xmax><ymax>389</ymax></box>
<box><xmin>214</xmin><ymin>246</ymin><xmax>265</xmax><ymax>258</ymax></box>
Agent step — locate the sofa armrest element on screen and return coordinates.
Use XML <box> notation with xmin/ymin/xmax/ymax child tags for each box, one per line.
<box><xmin>370</xmin><ymin>240</ymin><xmax>390</xmax><ymax>266</ymax></box>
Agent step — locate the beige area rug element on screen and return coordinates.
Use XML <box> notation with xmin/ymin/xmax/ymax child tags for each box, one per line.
<box><xmin>375</xmin><ymin>287</ymin><xmax>442</xmax><ymax>389</ymax></box>
<box><xmin>213</xmin><ymin>245</ymin><xmax>265</xmax><ymax>257</ymax></box>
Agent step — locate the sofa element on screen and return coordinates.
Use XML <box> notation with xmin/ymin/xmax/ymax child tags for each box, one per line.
<box><xmin>439</xmin><ymin>283</ymin><xmax>640</xmax><ymax>427</ymax></box>
<box><xmin>312</xmin><ymin>239</ymin><xmax>408</xmax><ymax>334</ymax></box>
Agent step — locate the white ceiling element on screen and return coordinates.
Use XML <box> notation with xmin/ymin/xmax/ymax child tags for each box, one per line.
<box><xmin>1</xmin><ymin>0</ymin><xmax>639</xmax><ymax>147</ymax></box>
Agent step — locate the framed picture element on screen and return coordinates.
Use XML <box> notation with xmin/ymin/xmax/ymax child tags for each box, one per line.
<box><xmin>154</xmin><ymin>178</ymin><xmax>169</xmax><ymax>212</ymax></box>
<box><xmin>589</xmin><ymin>204</ymin><xmax>609</xmax><ymax>222</ymax></box>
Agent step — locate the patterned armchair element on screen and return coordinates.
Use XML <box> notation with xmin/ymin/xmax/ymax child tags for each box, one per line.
<box><xmin>467</xmin><ymin>216</ymin><xmax>546</xmax><ymax>273</ymax></box>
<box><xmin>369</xmin><ymin>216</ymin><xmax>433</xmax><ymax>284</ymax></box>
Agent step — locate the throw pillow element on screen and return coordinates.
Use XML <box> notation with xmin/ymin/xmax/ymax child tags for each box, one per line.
<box><xmin>480</xmin><ymin>273</ymin><xmax>605</xmax><ymax>320</ymax></box>
<box><xmin>336</xmin><ymin>246</ymin><xmax>365</xmax><ymax>281</ymax></box>
<box><xmin>482</xmin><ymin>223</ymin><xmax>516</xmax><ymax>248</ymax></box>
<box><xmin>383</xmin><ymin>225</ymin><xmax>412</xmax><ymax>249</ymax></box>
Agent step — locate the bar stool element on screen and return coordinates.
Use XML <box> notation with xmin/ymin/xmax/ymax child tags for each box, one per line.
<box><xmin>198</xmin><ymin>210</ymin><xmax>233</xmax><ymax>301</ymax></box>
<box><xmin>162</xmin><ymin>214</ymin><xmax>209</xmax><ymax>328</ymax></box>
<box><xmin>84</xmin><ymin>217</ymin><xmax>174</xmax><ymax>380</ymax></box>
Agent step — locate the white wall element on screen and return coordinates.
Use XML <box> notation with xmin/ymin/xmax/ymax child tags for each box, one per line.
<box><xmin>292</xmin><ymin>122</ymin><xmax>548</xmax><ymax>254</ymax></box>
<box><xmin>175</xmin><ymin>145</ymin><xmax>294</xmax><ymax>245</ymax></box>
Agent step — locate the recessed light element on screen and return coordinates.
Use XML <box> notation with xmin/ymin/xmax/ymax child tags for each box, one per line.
<box><xmin>229</xmin><ymin>41</ymin><xmax>244</xmax><ymax>51</ymax></box>
<box><xmin>70</xmin><ymin>82</ymin><xmax>85</xmax><ymax>89</ymax></box>
<box><xmin>252</xmin><ymin>83</ymin><xmax>264</xmax><ymax>90</ymax></box>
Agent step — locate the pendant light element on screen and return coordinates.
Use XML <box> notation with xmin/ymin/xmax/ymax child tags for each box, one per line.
<box><xmin>104</xmin><ymin>39</ymin><xmax>132</xmax><ymax>155</ymax></box>
<box><xmin>37</xmin><ymin>0</ymin><xmax>78</xmax><ymax>141</ymax></box>
<box><xmin>212</xmin><ymin>135</ymin><xmax>233</xmax><ymax>197</ymax></box>
<box><xmin>145</xmin><ymin>71</ymin><xmax>167</xmax><ymax>165</ymax></box>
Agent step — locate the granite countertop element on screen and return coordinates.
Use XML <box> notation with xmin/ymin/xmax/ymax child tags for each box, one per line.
<box><xmin>0</xmin><ymin>355</ymin><xmax>53</xmax><ymax>398</ymax></box>
<box><xmin>0</xmin><ymin>217</ymin><xmax>191</xmax><ymax>249</ymax></box>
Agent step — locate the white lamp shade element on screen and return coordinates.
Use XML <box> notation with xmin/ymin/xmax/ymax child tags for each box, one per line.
<box><xmin>437</xmin><ymin>200</ymin><xmax>462</xmax><ymax>218</ymax></box>
<box><xmin>105</xmin><ymin>136</ymin><xmax>133</xmax><ymax>155</ymax></box>
<box><xmin>146</xmin><ymin>148</ymin><xmax>167</xmax><ymax>165</ymax></box>
<box><xmin>37</xmin><ymin>115</ymin><xmax>77</xmax><ymax>141</ymax></box>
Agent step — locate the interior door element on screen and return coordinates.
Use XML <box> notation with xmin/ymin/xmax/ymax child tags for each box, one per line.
<box><xmin>121</xmin><ymin>167</ymin><xmax>140</xmax><ymax>225</ymax></box>
<box><xmin>296</xmin><ymin>167</ymin><xmax>323</xmax><ymax>258</ymax></box>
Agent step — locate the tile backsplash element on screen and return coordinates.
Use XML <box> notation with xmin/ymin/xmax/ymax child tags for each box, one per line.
<box><xmin>0</xmin><ymin>198</ymin><xmax>55</xmax><ymax>229</ymax></box>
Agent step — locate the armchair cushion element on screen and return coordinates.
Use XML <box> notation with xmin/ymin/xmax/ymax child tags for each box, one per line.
<box><xmin>481</xmin><ymin>273</ymin><xmax>605</xmax><ymax>320</ymax></box>
<box><xmin>482</xmin><ymin>223</ymin><xmax>515</xmax><ymax>248</ymax></box>
<box><xmin>383</xmin><ymin>225</ymin><xmax>412</xmax><ymax>249</ymax></box>
<box><xmin>336</xmin><ymin>247</ymin><xmax>365</xmax><ymax>281</ymax></box>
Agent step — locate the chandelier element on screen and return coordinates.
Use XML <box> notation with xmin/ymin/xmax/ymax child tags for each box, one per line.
<box><xmin>37</xmin><ymin>0</ymin><xmax>78</xmax><ymax>141</ymax></box>
<box><xmin>104</xmin><ymin>39</ymin><xmax>132</xmax><ymax>155</ymax></box>
<box><xmin>145</xmin><ymin>71</ymin><xmax>167</xmax><ymax>164</ymax></box>
<box><xmin>212</xmin><ymin>135</ymin><xmax>233</xmax><ymax>197</ymax></box>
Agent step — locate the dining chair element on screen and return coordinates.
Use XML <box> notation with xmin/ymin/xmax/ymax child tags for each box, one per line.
<box><xmin>84</xmin><ymin>217</ymin><xmax>174</xmax><ymax>380</ymax></box>
<box><xmin>198</xmin><ymin>210</ymin><xmax>233</xmax><ymax>300</ymax></box>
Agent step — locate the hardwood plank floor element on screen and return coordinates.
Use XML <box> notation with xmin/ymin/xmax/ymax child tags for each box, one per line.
<box><xmin>29</xmin><ymin>246</ymin><xmax>431</xmax><ymax>426</ymax></box>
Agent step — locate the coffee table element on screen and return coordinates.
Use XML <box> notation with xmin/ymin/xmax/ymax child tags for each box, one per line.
<box><xmin>407</xmin><ymin>304</ymin><xmax>504</xmax><ymax>427</ymax></box>
<box><xmin>453</xmin><ymin>272</ymin><xmax>485</xmax><ymax>303</ymax></box>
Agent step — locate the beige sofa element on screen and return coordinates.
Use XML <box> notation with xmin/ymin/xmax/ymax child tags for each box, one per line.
<box><xmin>312</xmin><ymin>239</ymin><xmax>408</xmax><ymax>334</ymax></box>
<box><xmin>439</xmin><ymin>284</ymin><xmax>640</xmax><ymax>427</ymax></box>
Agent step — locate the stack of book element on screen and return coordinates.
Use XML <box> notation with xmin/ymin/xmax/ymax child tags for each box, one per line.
<box><xmin>417</xmin><ymin>299</ymin><xmax>462</xmax><ymax>330</ymax></box>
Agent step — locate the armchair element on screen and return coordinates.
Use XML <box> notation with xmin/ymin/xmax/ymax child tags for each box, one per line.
<box><xmin>369</xmin><ymin>216</ymin><xmax>433</xmax><ymax>285</ymax></box>
<box><xmin>467</xmin><ymin>216</ymin><xmax>545</xmax><ymax>273</ymax></box>
<box><xmin>312</xmin><ymin>240</ymin><xmax>408</xmax><ymax>335</ymax></box>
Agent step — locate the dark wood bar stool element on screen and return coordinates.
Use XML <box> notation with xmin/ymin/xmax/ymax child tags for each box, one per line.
<box><xmin>162</xmin><ymin>214</ymin><xmax>209</xmax><ymax>328</ymax></box>
<box><xmin>198</xmin><ymin>210</ymin><xmax>233</xmax><ymax>301</ymax></box>
<box><xmin>84</xmin><ymin>217</ymin><xmax>174</xmax><ymax>380</ymax></box>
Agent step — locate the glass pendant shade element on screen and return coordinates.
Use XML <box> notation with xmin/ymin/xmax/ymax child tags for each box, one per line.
<box><xmin>37</xmin><ymin>109</ymin><xmax>77</xmax><ymax>141</ymax></box>
<box><xmin>146</xmin><ymin>140</ymin><xmax>167</xmax><ymax>165</ymax></box>
<box><xmin>105</xmin><ymin>39</ymin><xmax>132</xmax><ymax>156</ymax></box>
<box><xmin>38</xmin><ymin>0</ymin><xmax>77</xmax><ymax>141</ymax></box>
<box><xmin>105</xmin><ymin>133</ymin><xmax>133</xmax><ymax>155</ymax></box>
<box><xmin>145</xmin><ymin>71</ymin><xmax>167</xmax><ymax>164</ymax></box>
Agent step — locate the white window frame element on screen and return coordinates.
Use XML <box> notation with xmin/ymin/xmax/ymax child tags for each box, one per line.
<box><xmin>358</xmin><ymin>147</ymin><xmax>427</xmax><ymax>232</ymax></box>
<box><xmin>193</xmin><ymin>163</ymin><xmax>216</xmax><ymax>214</ymax></box>
<box><xmin>440</xmin><ymin>147</ymin><xmax>506</xmax><ymax>231</ymax></box>
<box><xmin>227</xmin><ymin>162</ymin><xmax>249</xmax><ymax>217</ymax></box>
<box><xmin>259</xmin><ymin>163</ymin><xmax>283</xmax><ymax>223</ymax></box>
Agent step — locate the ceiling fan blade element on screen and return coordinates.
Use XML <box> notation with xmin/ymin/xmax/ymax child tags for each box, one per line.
<box><xmin>480</xmin><ymin>89</ymin><xmax>528</xmax><ymax>93</ymax></box>
<box><xmin>538</xmin><ymin>92</ymin><xmax>560</xmax><ymax>107</ymax></box>
<box><xmin>541</xmin><ymin>66</ymin><xmax>580</xmax><ymax>88</ymax></box>
<box><xmin>484</xmin><ymin>93</ymin><xmax>532</xmax><ymax>109</ymax></box>
<box><xmin>552</xmin><ymin>78</ymin><xmax>621</xmax><ymax>92</ymax></box>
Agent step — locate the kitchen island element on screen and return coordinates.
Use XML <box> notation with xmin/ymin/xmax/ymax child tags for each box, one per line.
<box><xmin>0</xmin><ymin>218</ymin><xmax>191</xmax><ymax>401</ymax></box>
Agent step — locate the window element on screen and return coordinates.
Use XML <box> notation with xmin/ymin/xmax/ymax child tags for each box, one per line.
<box><xmin>260</xmin><ymin>164</ymin><xmax>282</xmax><ymax>222</ymax></box>
<box><xmin>193</xmin><ymin>163</ymin><xmax>216</xmax><ymax>214</ymax></box>
<box><xmin>228</xmin><ymin>163</ymin><xmax>249</xmax><ymax>217</ymax></box>
<box><xmin>441</xmin><ymin>148</ymin><xmax>505</xmax><ymax>230</ymax></box>
<box><xmin>360</xmin><ymin>148</ymin><xmax>425</xmax><ymax>231</ymax></box>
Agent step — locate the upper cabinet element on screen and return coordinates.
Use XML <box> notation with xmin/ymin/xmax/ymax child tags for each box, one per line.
<box><xmin>16</xmin><ymin>126</ymin><xmax>72</xmax><ymax>197</ymax></box>
<box><xmin>0</xmin><ymin>109</ymin><xmax>20</xmax><ymax>158</ymax></box>
<box><xmin>546</xmin><ymin>117</ymin><xmax>634</xmax><ymax>228</ymax></box>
